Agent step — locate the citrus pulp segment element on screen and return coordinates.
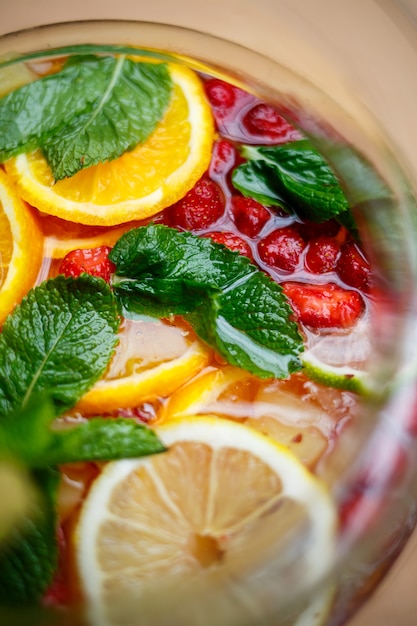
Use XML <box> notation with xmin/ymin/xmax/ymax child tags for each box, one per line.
<box><xmin>0</xmin><ymin>169</ymin><xmax>43</xmax><ymax>325</ymax></box>
<box><xmin>5</xmin><ymin>63</ymin><xmax>215</xmax><ymax>226</ymax></box>
<box><xmin>75</xmin><ymin>319</ymin><xmax>211</xmax><ymax>414</ymax></box>
<box><xmin>75</xmin><ymin>416</ymin><xmax>337</xmax><ymax>626</ymax></box>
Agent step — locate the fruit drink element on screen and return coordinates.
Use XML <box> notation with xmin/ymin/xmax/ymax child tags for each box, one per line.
<box><xmin>0</xmin><ymin>46</ymin><xmax>396</xmax><ymax>626</ymax></box>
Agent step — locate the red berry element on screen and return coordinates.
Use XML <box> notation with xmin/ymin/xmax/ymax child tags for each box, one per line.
<box><xmin>336</xmin><ymin>241</ymin><xmax>372</xmax><ymax>293</ymax></box>
<box><xmin>204</xmin><ymin>78</ymin><xmax>237</xmax><ymax>109</ymax></box>
<box><xmin>230</xmin><ymin>196</ymin><xmax>270</xmax><ymax>238</ymax></box>
<box><xmin>304</xmin><ymin>236</ymin><xmax>340</xmax><ymax>274</ymax></box>
<box><xmin>282</xmin><ymin>282</ymin><xmax>364</xmax><ymax>329</ymax></box>
<box><xmin>297</xmin><ymin>219</ymin><xmax>340</xmax><ymax>241</ymax></box>
<box><xmin>258</xmin><ymin>227</ymin><xmax>306</xmax><ymax>272</ymax></box>
<box><xmin>204</xmin><ymin>231</ymin><xmax>253</xmax><ymax>258</ymax></box>
<box><xmin>59</xmin><ymin>245</ymin><xmax>116</xmax><ymax>283</ymax></box>
<box><xmin>242</xmin><ymin>103</ymin><xmax>302</xmax><ymax>142</ymax></box>
<box><xmin>210</xmin><ymin>140</ymin><xmax>237</xmax><ymax>177</ymax></box>
<box><xmin>167</xmin><ymin>176</ymin><xmax>225</xmax><ymax>231</ymax></box>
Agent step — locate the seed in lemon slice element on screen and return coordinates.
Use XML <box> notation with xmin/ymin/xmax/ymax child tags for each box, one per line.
<box><xmin>301</xmin><ymin>318</ymin><xmax>371</xmax><ymax>394</ymax></box>
<box><xmin>5</xmin><ymin>63</ymin><xmax>214</xmax><ymax>226</ymax></box>
<box><xmin>0</xmin><ymin>169</ymin><xmax>43</xmax><ymax>325</ymax></box>
<box><xmin>75</xmin><ymin>416</ymin><xmax>337</xmax><ymax>626</ymax></box>
<box><xmin>75</xmin><ymin>318</ymin><xmax>211</xmax><ymax>415</ymax></box>
<box><xmin>163</xmin><ymin>366</ymin><xmax>331</xmax><ymax>469</ymax></box>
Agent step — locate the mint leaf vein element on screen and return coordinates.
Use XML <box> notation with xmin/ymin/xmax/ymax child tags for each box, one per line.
<box><xmin>0</xmin><ymin>55</ymin><xmax>172</xmax><ymax>180</ymax></box>
<box><xmin>0</xmin><ymin>274</ymin><xmax>120</xmax><ymax>418</ymax></box>
<box><xmin>110</xmin><ymin>225</ymin><xmax>303</xmax><ymax>379</ymax></box>
<box><xmin>232</xmin><ymin>140</ymin><xmax>353</xmax><ymax>224</ymax></box>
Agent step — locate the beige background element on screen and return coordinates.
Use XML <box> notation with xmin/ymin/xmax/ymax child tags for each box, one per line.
<box><xmin>1</xmin><ymin>1</ymin><xmax>417</xmax><ymax>625</ymax></box>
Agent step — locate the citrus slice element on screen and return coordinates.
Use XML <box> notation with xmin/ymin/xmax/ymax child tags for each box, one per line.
<box><xmin>5</xmin><ymin>63</ymin><xmax>214</xmax><ymax>226</ymax></box>
<box><xmin>0</xmin><ymin>169</ymin><xmax>43</xmax><ymax>325</ymax></box>
<box><xmin>75</xmin><ymin>318</ymin><xmax>211</xmax><ymax>415</ymax></box>
<box><xmin>300</xmin><ymin>318</ymin><xmax>371</xmax><ymax>394</ymax></box>
<box><xmin>75</xmin><ymin>416</ymin><xmax>337</xmax><ymax>626</ymax></box>
<box><xmin>35</xmin><ymin>212</ymin><xmax>143</xmax><ymax>259</ymax></box>
<box><xmin>163</xmin><ymin>366</ymin><xmax>336</xmax><ymax>469</ymax></box>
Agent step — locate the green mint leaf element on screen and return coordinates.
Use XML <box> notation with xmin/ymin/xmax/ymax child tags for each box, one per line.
<box><xmin>188</xmin><ymin>273</ymin><xmax>302</xmax><ymax>378</ymax></box>
<box><xmin>0</xmin><ymin>468</ymin><xmax>58</xmax><ymax>605</ymax></box>
<box><xmin>232</xmin><ymin>160</ymin><xmax>290</xmax><ymax>210</ymax></box>
<box><xmin>41</xmin><ymin>418</ymin><xmax>166</xmax><ymax>466</ymax></box>
<box><xmin>0</xmin><ymin>394</ymin><xmax>56</xmax><ymax>464</ymax></box>
<box><xmin>112</xmin><ymin>275</ymin><xmax>218</xmax><ymax>316</ymax></box>
<box><xmin>110</xmin><ymin>224</ymin><xmax>250</xmax><ymax>287</ymax></box>
<box><xmin>0</xmin><ymin>393</ymin><xmax>165</xmax><ymax>466</ymax></box>
<box><xmin>111</xmin><ymin>225</ymin><xmax>303</xmax><ymax>379</ymax></box>
<box><xmin>233</xmin><ymin>140</ymin><xmax>352</xmax><ymax>223</ymax></box>
<box><xmin>0</xmin><ymin>274</ymin><xmax>120</xmax><ymax>417</ymax></box>
<box><xmin>0</xmin><ymin>55</ymin><xmax>172</xmax><ymax>180</ymax></box>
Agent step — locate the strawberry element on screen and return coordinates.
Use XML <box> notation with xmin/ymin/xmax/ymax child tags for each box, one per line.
<box><xmin>242</xmin><ymin>103</ymin><xmax>303</xmax><ymax>143</ymax></box>
<box><xmin>258</xmin><ymin>227</ymin><xmax>306</xmax><ymax>271</ymax></box>
<box><xmin>282</xmin><ymin>282</ymin><xmax>364</xmax><ymax>329</ymax></box>
<box><xmin>165</xmin><ymin>175</ymin><xmax>225</xmax><ymax>231</ymax></box>
<box><xmin>59</xmin><ymin>245</ymin><xmax>116</xmax><ymax>283</ymax></box>
<box><xmin>230</xmin><ymin>196</ymin><xmax>270</xmax><ymax>238</ymax></box>
<box><xmin>296</xmin><ymin>218</ymin><xmax>340</xmax><ymax>241</ymax></box>
<box><xmin>204</xmin><ymin>231</ymin><xmax>253</xmax><ymax>258</ymax></box>
<box><xmin>336</xmin><ymin>240</ymin><xmax>372</xmax><ymax>293</ymax></box>
<box><xmin>209</xmin><ymin>140</ymin><xmax>237</xmax><ymax>177</ymax></box>
<box><xmin>304</xmin><ymin>236</ymin><xmax>340</xmax><ymax>274</ymax></box>
<box><xmin>204</xmin><ymin>78</ymin><xmax>237</xmax><ymax>109</ymax></box>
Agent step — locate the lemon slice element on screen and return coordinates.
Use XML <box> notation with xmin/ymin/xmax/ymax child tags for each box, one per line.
<box><xmin>300</xmin><ymin>318</ymin><xmax>371</xmax><ymax>394</ymax></box>
<box><xmin>0</xmin><ymin>169</ymin><xmax>43</xmax><ymax>325</ymax></box>
<box><xmin>75</xmin><ymin>318</ymin><xmax>211</xmax><ymax>414</ymax></box>
<box><xmin>75</xmin><ymin>416</ymin><xmax>337</xmax><ymax>626</ymax></box>
<box><xmin>5</xmin><ymin>63</ymin><xmax>214</xmax><ymax>226</ymax></box>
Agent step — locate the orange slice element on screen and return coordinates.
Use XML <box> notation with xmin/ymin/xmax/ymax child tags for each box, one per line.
<box><xmin>163</xmin><ymin>366</ymin><xmax>330</xmax><ymax>468</ymax></box>
<box><xmin>74</xmin><ymin>416</ymin><xmax>337</xmax><ymax>626</ymax></box>
<box><xmin>0</xmin><ymin>169</ymin><xmax>43</xmax><ymax>325</ymax></box>
<box><xmin>5</xmin><ymin>63</ymin><xmax>214</xmax><ymax>226</ymax></box>
<box><xmin>75</xmin><ymin>318</ymin><xmax>211</xmax><ymax>415</ymax></box>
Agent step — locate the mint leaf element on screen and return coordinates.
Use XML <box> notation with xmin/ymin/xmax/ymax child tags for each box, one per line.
<box><xmin>0</xmin><ymin>393</ymin><xmax>166</xmax><ymax>466</ymax></box>
<box><xmin>0</xmin><ymin>468</ymin><xmax>58</xmax><ymax>605</ymax></box>
<box><xmin>0</xmin><ymin>55</ymin><xmax>172</xmax><ymax>180</ymax></box>
<box><xmin>232</xmin><ymin>140</ymin><xmax>352</xmax><ymax>223</ymax></box>
<box><xmin>111</xmin><ymin>225</ymin><xmax>303</xmax><ymax>379</ymax></box>
<box><xmin>42</xmin><ymin>418</ymin><xmax>166</xmax><ymax>466</ymax></box>
<box><xmin>0</xmin><ymin>275</ymin><xmax>120</xmax><ymax>417</ymax></box>
<box><xmin>0</xmin><ymin>394</ymin><xmax>56</xmax><ymax>465</ymax></box>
